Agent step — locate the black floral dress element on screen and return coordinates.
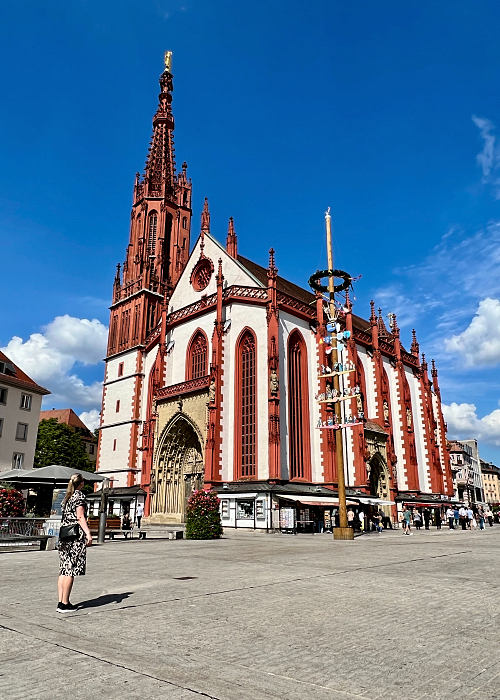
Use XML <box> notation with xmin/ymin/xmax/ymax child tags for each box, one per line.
<box><xmin>59</xmin><ymin>490</ymin><xmax>88</xmax><ymax>577</ymax></box>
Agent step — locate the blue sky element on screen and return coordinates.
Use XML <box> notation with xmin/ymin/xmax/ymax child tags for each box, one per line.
<box><xmin>1</xmin><ymin>0</ymin><xmax>500</xmax><ymax>461</ymax></box>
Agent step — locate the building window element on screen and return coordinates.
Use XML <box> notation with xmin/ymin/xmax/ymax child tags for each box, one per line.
<box><xmin>0</xmin><ymin>387</ymin><xmax>7</xmax><ymax>405</ymax></box>
<box><xmin>15</xmin><ymin>423</ymin><xmax>28</xmax><ymax>441</ymax></box>
<box><xmin>256</xmin><ymin>500</ymin><xmax>266</xmax><ymax>520</ymax></box>
<box><xmin>236</xmin><ymin>500</ymin><xmax>254</xmax><ymax>519</ymax></box>
<box><xmin>0</xmin><ymin>418</ymin><xmax>3</xmax><ymax>438</ymax></box>
<box><xmin>119</xmin><ymin>309</ymin><xmax>130</xmax><ymax>347</ymax></box>
<box><xmin>187</xmin><ymin>331</ymin><xmax>208</xmax><ymax>380</ymax></box>
<box><xmin>89</xmin><ymin>444</ymin><xmax>95</xmax><ymax>455</ymax></box>
<box><xmin>116</xmin><ymin>400</ymin><xmax>120</xmax><ymax>413</ymax></box>
<box><xmin>220</xmin><ymin>500</ymin><xmax>230</xmax><ymax>519</ymax></box>
<box><xmin>12</xmin><ymin>452</ymin><xmax>24</xmax><ymax>469</ymax></box>
<box><xmin>20</xmin><ymin>393</ymin><xmax>32</xmax><ymax>411</ymax></box>
<box><xmin>148</xmin><ymin>213</ymin><xmax>158</xmax><ymax>255</ymax></box>
<box><xmin>182</xmin><ymin>216</ymin><xmax>187</xmax><ymax>229</ymax></box>
<box><xmin>109</xmin><ymin>315</ymin><xmax>118</xmax><ymax>352</ymax></box>
<box><xmin>118</xmin><ymin>362</ymin><xmax>124</xmax><ymax>377</ymax></box>
<box><xmin>288</xmin><ymin>330</ymin><xmax>312</xmax><ymax>480</ymax></box>
<box><xmin>236</xmin><ymin>330</ymin><xmax>257</xmax><ymax>478</ymax></box>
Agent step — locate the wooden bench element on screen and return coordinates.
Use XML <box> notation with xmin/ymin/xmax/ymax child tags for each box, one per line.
<box><xmin>0</xmin><ymin>534</ymin><xmax>56</xmax><ymax>551</ymax></box>
<box><xmin>88</xmin><ymin>517</ymin><xmax>133</xmax><ymax>539</ymax></box>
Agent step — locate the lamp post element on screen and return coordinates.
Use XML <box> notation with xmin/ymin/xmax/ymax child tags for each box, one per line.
<box><xmin>97</xmin><ymin>477</ymin><xmax>110</xmax><ymax>544</ymax></box>
<box><xmin>324</xmin><ymin>210</ymin><xmax>354</xmax><ymax>541</ymax></box>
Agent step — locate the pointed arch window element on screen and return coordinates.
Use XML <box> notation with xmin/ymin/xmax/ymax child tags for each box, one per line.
<box><xmin>148</xmin><ymin>212</ymin><xmax>158</xmax><ymax>255</ymax></box>
<box><xmin>186</xmin><ymin>331</ymin><xmax>208</xmax><ymax>380</ymax></box>
<box><xmin>235</xmin><ymin>330</ymin><xmax>257</xmax><ymax>478</ymax></box>
<box><xmin>288</xmin><ymin>330</ymin><xmax>312</xmax><ymax>481</ymax></box>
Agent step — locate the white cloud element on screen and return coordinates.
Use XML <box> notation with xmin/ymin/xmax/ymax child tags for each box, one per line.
<box><xmin>472</xmin><ymin>115</ymin><xmax>500</xmax><ymax>199</ymax></box>
<box><xmin>443</xmin><ymin>402</ymin><xmax>500</xmax><ymax>447</ymax></box>
<box><xmin>445</xmin><ymin>298</ymin><xmax>500</xmax><ymax>367</ymax></box>
<box><xmin>1</xmin><ymin>315</ymin><xmax>107</xmax><ymax>410</ymax></box>
<box><xmin>79</xmin><ymin>409</ymin><xmax>101</xmax><ymax>432</ymax></box>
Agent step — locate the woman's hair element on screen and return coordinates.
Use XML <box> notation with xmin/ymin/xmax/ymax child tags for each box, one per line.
<box><xmin>62</xmin><ymin>473</ymin><xmax>85</xmax><ymax>505</ymax></box>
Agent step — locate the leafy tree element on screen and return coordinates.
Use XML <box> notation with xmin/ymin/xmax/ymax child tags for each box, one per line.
<box><xmin>185</xmin><ymin>489</ymin><xmax>223</xmax><ymax>539</ymax></box>
<box><xmin>34</xmin><ymin>419</ymin><xmax>95</xmax><ymax>472</ymax></box>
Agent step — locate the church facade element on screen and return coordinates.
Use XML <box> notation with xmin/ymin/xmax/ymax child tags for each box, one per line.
<box><xmin>96</xmin><ymin>58</ymin><xmax>453</xmax><ymax>526</ymax></box>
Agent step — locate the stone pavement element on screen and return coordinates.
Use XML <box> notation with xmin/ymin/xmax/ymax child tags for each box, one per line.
<box><xmin>1</xmin><ymin>526</ymin><xmax>500</xmax><ymax>700</ymax></box>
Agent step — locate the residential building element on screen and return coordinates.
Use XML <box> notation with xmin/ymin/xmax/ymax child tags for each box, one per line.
<box><xmin>96</xmin><ymin>55</ymin><xmax>454</xmax><ymax>527</ymax></box>
<box><xmin>0</xmin><ymin>350</ymin><xmax>50</xmax><ymax>473</ymax></box>
<box><xmin>39</xmin><ymin>409</ymin><xmax>97</xmax><ymax>463</ymax></box>
<box><xmin>481</xmin><ymin>460</ymin><xmax>500</xmax><ymax>505</ymax></box>
<box><xmin>449</xmin><ymin>439</ymin><xmax>485</xmax><ymax>506</ymax></box>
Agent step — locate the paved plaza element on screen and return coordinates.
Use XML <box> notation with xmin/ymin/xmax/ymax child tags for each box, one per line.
<box><xmin>1</xmin><ymin>527</ymin><xmax>500</xmax><ymax>700</ymax></box>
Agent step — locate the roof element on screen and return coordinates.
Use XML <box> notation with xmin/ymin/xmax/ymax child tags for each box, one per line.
<box><xmin>213</xmin><ymin>481</ymin><xmax>361</xmax><ymax>497</ymax></box>
<box><xmin>364</xmin><ymin>420</ymin><xmax>388</xmax><ymax>435</ymax></box>
<box><xmin>481</xmin><ymin>461</ymin><xmax>500</xmax><ymax>475</ymax></box>
<box><xmin>87</xmin><ymin>485</ymin><xmax>146</xmax><ymax>499</ymax></box>
<box><xmin>237</xmin><ymin>254</ymin><xmax>315</xmax><ymax>306</ymax></box>
<box><xmin>39</xmin><ymin>409</ymin><xmax>96</xmax><ymax>438</ymax></box>
<box><xmin>0</xmin><ymin>350</ymin><xmax>50</xmax><ymax>396</ymax></box>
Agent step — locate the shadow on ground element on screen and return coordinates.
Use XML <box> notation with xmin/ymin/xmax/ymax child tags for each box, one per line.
<box><xmin>77</xmin><ymin>592</ymin><xmax>134</xmax><ymax>609</ymax></box>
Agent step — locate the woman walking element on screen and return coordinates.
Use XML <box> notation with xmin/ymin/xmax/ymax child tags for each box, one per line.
<box><xmin>57</xmin><ymin>473</ymin><xmax>92</xmax><ymax>613</ymax></box>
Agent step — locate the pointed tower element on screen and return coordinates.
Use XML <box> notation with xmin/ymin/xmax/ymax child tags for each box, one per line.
<box><xmin>97</xmin><ymin>53</ymin><xmax>192</xmax><ymax>488</ymax></box>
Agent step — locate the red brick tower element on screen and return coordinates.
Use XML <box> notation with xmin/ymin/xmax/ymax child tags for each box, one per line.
<box><xmin>97</xmin><ymin>54</ymin><xmax>192</xmax><ymax>487</ymax></box>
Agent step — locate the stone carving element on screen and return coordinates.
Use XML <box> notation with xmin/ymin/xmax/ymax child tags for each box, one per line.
<box><xmin>383</xmin><ymin>400</ymin><xmax>389</xmax><ymax>423</ymax></box>
<box><xmin>270</xmin><ymin>370</ymin><xmax>279</xmax><ymax>394</ymax></box>
<box><xmin>406</xmin><ymin>407</ymin><xmax>413</xmax><ymax>429</ymax></box>
<box><xmin>208</xmin><ymin>379</ymin><xmax>216</xmax><ymax>404</ymax></box>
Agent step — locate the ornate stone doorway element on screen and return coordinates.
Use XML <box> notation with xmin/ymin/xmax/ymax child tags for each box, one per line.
<box><xmin>150</xmin><ymin>415</ymin><xmax>204</xmax><ymax>523</ymax></box>
<box><xmin>368</xmin><ymin>453</ymin><xmax>390</xmax><ymax>513</ymax></box>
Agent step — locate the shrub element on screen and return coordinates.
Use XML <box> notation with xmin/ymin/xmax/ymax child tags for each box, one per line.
<box><xmin>185</xmin><ymin>489</ymin><xmax>223</xmax><ymax>540</ymax></box>
<box><xmin>0</xmin><ymin>488</ymin><xmax>26</xmax><ymax>517</ymax></box>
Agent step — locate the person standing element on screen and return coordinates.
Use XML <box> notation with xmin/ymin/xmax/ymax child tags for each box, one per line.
<box><xmin>413</xmin><ymin>510</ymin><xmax>422</xmax><ymax>530</ymax></box>
<box><xmin>454</xmin><ymin>507</ymin><xmax>460</xmax><ymax>530</ymax></box>
<box><xmin>423</xmin><ymin>508</ymin><xmax>431</xmax><ymax>530</ymax></box>
<box><xmin>485</xmin><ymin>506</ymin><xmax>494</xmax><ymax>527</ymax></box>
<box><xmin>403</xmin><ymin>507</ymin><xmax>412</xmax><ymax>535</ymax></box>
<box><xmin>435</xmin><ymin>509</ymin><xmax>442</xmax><ymax>530</ymax></box>
<box><xmin>57</xmin><ymin>473</ymin><xmax>92</xmax><ymax>613</ymax></box>
<box><xmin>136</xmin><ymin>501</ymin><xmax>144</xmax><ymax>529</ymax></box>
<box><xmin>478</xmin><ymin>507</ymin><xmax>485</xmax><ymax>531</ymax></box>
<box><xmin>467</xmin><ymin>506</ymin><xmax>474</xmax><ymax>529</ymax></box>
<box><xmin>459</xmin><ymin>505</ymin><xmax>467</xmax><ymax>530</ymax></box>
<box><xmin>446</xmin><ymin>507</ymin><xmax>455</xmax><ymax>530</ymax></box>
<box><xmin>347</xmin><ymin>508</ymin><xmax>355</xmax><ymax>529</ymax></box>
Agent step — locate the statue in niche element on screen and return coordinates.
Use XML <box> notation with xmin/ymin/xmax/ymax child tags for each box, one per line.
<box><xmin>270</xmin><ymin>369</ymin><xmax>279</xmax><ymax>394</ymax></box>
<box><xmin>383</xmin><ymin>400</ymin><xmax>389</xmax><ymax>423</ymax></box>
<box><xmin>356</xmin><ymin>394</ymin><xmax>363</xmax><ymax>413</ymax></box>
<box><xmin>208</xmin><ymin>379</ymin><xmax>216</xmax><ymax>404</ymax></box>
<box><xmin>149</xmin><ymin>470</ymin><xmax>156</xmax><ymax>494</ymax></box>
<box><xmin>406</xmin><ymin>406</ymin><xmax>413</xmax><ymax>429</ymax></box>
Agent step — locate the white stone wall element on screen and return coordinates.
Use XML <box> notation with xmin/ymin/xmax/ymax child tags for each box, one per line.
<box><xmin>408</xmin><ymin>372</ymin><xmax>431</xmax><ymax>492</ymax></box>
<box><xmin>0</xmin><ymin>382</ymin><xmax>43</xmax><ymax>472</ymax></box>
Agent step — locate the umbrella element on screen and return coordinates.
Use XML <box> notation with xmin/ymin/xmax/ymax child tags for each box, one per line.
<box><xmin>0</xmin><ymin>465</ymin><xmax>104</xmax><ymax>487</ymax></box>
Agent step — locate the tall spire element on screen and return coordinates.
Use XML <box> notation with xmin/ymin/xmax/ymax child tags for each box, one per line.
<box><xmin>411</xmin><ymin>329</ymin><xmax>420</xmax><ymax>357</ymax></box>
<box><xmin>140</xmin><ymin>53</ymin><xmax>176</xmax><ymax>201</ymax></box>
<box><xmin>226</xmin><ymin>217</ymin><xmax>238</xmax><ymax>258</ymax></box>
<box><xmin>377</xmin><ymin>308</ymin><xmax>390</xmax><ymax>338</ymax></box>
<box><xmin>201</xmin><ymin>198</ymin><xmax>210</xmax><ymax>234</ymax></box>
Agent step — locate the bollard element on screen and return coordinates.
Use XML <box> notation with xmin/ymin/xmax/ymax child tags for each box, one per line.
<box><xmin>97</xmin><ymin>477</ymin><xmax>110</xmax><ymax>544</ymax></box>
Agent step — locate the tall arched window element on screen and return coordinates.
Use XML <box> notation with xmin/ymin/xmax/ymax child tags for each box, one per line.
<box><xmin>186</xmin><ymin>331</ymin><xmax>208</xmax><ymax>380</ymax></box>
<box><xmin>148</xmin><ymin>212</ymin><xmax>158</xmax><ymax>255</ymax></box>
<box><xmin>288</xmin><ymin>330</ymin><xmax>312</xmax><ymax>480</ymax></box>
<box><xmin>235</xmin><ymin>330</ymin><xmax>257</xmax><ymax>478</ymax></box>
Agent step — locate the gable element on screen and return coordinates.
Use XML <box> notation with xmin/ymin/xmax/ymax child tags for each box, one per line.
<box><xmin>169</xmin><ymin>233</ymin><xmax>263</xmax><ymax>311</ymax></box>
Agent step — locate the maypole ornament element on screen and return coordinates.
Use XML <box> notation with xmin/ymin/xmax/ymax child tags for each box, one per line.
<box><xmin>308</xmin><ymin>268</ymin><xmax>352</xmax><ymax>294</ymax></box>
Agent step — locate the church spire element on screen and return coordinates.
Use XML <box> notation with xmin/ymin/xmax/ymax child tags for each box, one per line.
<box><xmin>226</xmin><ymin>217</ymin><xmax>238</xmax><ymax>258</ymax></box>
<box><xmin>138</xmin><ymin>53</ymin><xmax>176</xmax><ymax>202</ymax></box>
<box><xmin>201</xmin><ymin>198</ymin><xmax>210</xmax><ymax>234</ymax></box>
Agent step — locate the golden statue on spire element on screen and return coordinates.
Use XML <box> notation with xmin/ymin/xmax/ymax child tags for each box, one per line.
<box><xmin>164</xmin><ymin>51</ymin><xmax>172</xmax><ymax>73</ymax></box>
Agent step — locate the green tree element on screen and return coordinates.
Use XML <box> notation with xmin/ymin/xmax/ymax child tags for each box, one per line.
<box><xmin>34</xmin><ymin>419</ymin><xmax>95</xmax><ymax>472</ymax></box>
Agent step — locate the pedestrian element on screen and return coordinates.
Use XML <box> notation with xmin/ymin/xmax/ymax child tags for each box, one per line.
<box><xmin>423</xmin><ymin>508</ymin><xmax>431</xmax><ymax>530</ymax></box>
<box><xmin>136</xmin><ymin>501</ymin><xmax>144</xmax><ymax>529</ymax></box>
<box><xmin>467</xmin><ymin>507</ymin><xmax>474</xmax><ymax>530</ymax></box>
<box><xmin>454</xmin><ymin>507</ymin><xmax>460</xmax><ymax>530</ymax></box>
<box><xmin>57</xmin><ymin>473</ymin><xmax>92</xmax><ymax>614</ymax></box>
<box><xmin>358</xmin><ymin>511</ymin><xmax>365</xmax><ymax>532</ymax></box>
<box><xmin>403</xmin><ymin>507</ymin><xmax>412</xmax><ymax>535</ymax></box>
<box><xmin>478</xmin><ymin>507</ymin><xmax>485</xmax><ymax>531</ymax></box>
<box><xmin>347</xmin><ymin>508</ymin><xmax>355</xmax><ymax>528</ymax></box>
<box><xmin>459</xmin><ymin>505</ymin><xmax>467</xmax><ymax>530</ymax></box>
<box><xmin>435</xmin><ymin>510</ymin><xmax>442</xmax><ymax>530</ymax></box>
<box><xmin>121</xmin><ymin>509</ymin><xmax>132</xmax><ymax>538</ymax></box>
<box><xmin>485</xmin><ymin>506</ymin><xmax>494</xmax><ymax>527</ymax></box>
<box><xmin>413</xmin><ymin>510</ymin><xmax>422</xmax><ymax>530</ymax></box>
<box><xmin>446</xmin><ymin>507</ymin><xmax>455</xmax><ymax>529</ymax></box>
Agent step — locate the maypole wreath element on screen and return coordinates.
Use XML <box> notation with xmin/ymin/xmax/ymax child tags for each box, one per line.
<box><xmin>308</xmin><ymin>269</ymin><xmax>352</xmax><ymax>294</ymax></box>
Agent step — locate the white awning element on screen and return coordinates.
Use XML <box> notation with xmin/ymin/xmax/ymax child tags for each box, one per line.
<box><xmin>354</xmin><ymin>497</ymin><xmax>395</xmax><ymax>506</ymax></box>
<box><xmin>278</xmin><ymin>494</ymin><xmax>358</xmax><ymax>506</ymax></box>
